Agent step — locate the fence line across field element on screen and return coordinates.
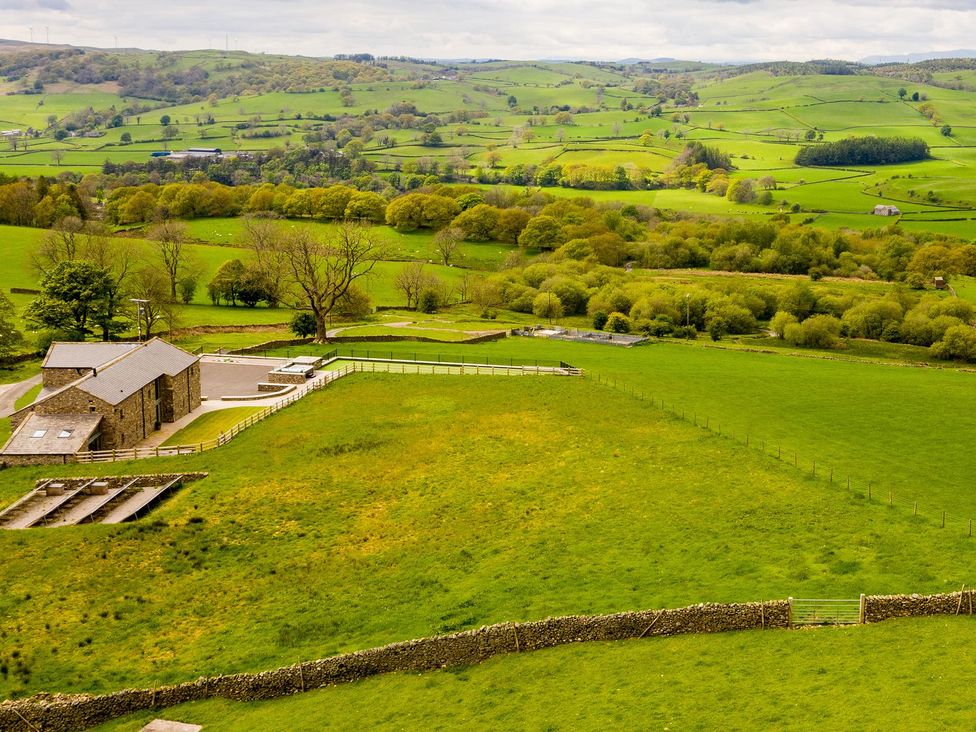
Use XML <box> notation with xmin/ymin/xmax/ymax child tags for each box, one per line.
<box><xmin>585</xmin><ymin>370</ymin><xmax>976</xmax><ymax>539</ymax></box>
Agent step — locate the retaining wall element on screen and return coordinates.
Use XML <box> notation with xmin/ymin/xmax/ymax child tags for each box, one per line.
<box><xmin>0</xmin><ymin>600</ymin><xmax>787</xmax><ymax>731</ymax></box>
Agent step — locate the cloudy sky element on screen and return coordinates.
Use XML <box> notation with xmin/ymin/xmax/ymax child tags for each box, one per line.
<box><xmin>1</xmin><ymin>0</ymin><xmax>975</xmax><ymax>62</ymax></box>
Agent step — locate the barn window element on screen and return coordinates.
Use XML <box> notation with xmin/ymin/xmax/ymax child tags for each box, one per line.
<box><xmin>57</xmin><ymin>429</ymin><xmax>74</xmax><ymax>438</ymax></box>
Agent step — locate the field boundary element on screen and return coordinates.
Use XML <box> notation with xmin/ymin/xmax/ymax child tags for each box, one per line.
<box><xmin>0</xmin><ymin>591</ymin><xmax>969</xmax><ymax>731</ymax></box>
<box><xmin>585</xmin><ymin>369</ymin><xmax>976</xmax><ymax>537</ymax></box>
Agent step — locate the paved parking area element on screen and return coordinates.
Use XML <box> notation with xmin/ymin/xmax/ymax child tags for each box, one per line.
<box><xmin>201</xmin><ymin>361</ymin><xmax>279</xmax><ymax>398</ymax></box>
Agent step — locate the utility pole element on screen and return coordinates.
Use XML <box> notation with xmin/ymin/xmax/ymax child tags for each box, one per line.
<box><xmin>130</xmin><ymin>299</ymin><xmax>149</xmax><ymax>341</ymax></box>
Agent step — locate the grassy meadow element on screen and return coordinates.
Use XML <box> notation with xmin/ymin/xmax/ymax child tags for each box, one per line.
<box><xmin>0</xmin><ymin>373</ymin><xmax>973</xmax><ymax>701</ymax></box>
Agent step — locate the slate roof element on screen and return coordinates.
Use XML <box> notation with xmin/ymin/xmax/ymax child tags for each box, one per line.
<box><xmin>2</xmin><ymin>413</ymin><xmax>102</xmax><ymax>455</ymax></box>
<box><xmin>42</xmin><ymin>342</ymin><xmax>141</xmax><ymax>370</ymax></box>
<box><xmin>75</xmin><ymin>339</ymin><xmax>199</xmax><ymax>406</ymax></box>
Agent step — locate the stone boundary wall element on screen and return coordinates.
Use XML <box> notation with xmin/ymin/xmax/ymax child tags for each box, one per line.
<box><xmin>5</xmin><ymin>592</ymin><xmax>974</xmax><ymax>730</ymax></box>
<box><xmin>327</xmin><ymin>332</ymin><xmax>507</xmax><ymax>345</ymax></box>
<box><xmin>0</xmin><ymin>600</ymin><xmax>788</xmax><ymax>731</ymax></box>
<box><xmin>863</xmin><ymin>590</ymin><xmax>976</xmax><ymax>622</ymax></box>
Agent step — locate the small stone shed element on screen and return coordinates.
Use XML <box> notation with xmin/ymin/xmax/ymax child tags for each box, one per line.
<box><xmin>2</xmin><ymin>339</ymin><xmax>201</xmax><ymax>465</ymax></box>
<box><xmin>873</xmin><ymin>204</ymin><xmax>901</xmax><ymax>216</ymax></box>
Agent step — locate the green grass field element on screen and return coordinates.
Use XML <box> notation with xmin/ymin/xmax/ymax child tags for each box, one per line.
<box><xmin>160</xmin><ymin>407</ymin><xmax>263</xmax><ymax>446</ymax></box>
<box><xmin>91</xmin><ymin>616</ymin><xmax>976</xmax><ymax>731</ymax></box>
<box><xmin>1</xmin><ymin>373</ymin><xmax>973</xmax><ymax>702</ymax></box>
<box><xmin>269</xmin><ymin>336</ymin><xmax>976</xmax><ymax>517</ymax></box>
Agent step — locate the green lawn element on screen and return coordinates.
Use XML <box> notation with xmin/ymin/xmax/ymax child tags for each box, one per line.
<box><xmin>92</xmin><ymin>616</ymin><xmax>976</xmax><ymax>731</ymax></box>
<box><xmin>160</xmin><ymin>407</ymin><xmax>263</xmax><ymax>446</ymax></box>
<box><xmin>0</xmin><ymin>374</ymin><xmax>973</xmax><ymax>701</ymax></box>
<box><xmin>13</xmin><ymin>383</ymin><xmax>41</xmax><ymax>410</ymax></box>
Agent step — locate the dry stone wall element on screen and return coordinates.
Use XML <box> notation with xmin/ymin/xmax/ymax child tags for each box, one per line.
<box><xmin>863</xmin><ymin>590</ymin><xmax>976</xmax><ymax>622</ymax></box>
<box><xmin>5</xmin><ymin>592</ymin><xmax>974</xmax><ymax>731</ymax></box>
<box><xmin>0</xmin><ymin>600</ymin><xmax>787</xmax><ymax>731</ymax></box>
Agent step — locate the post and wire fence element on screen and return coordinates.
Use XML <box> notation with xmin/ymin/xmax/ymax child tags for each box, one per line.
<box><xmin>583</xmin><ymin>369</ymin><xmax>976</xmax><ymax>539</ymax></box>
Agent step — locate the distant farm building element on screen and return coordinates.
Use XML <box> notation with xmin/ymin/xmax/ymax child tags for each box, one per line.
<box><xmin>934</xmin><ymin>276</ymin><xmax>947</xmax><ymax>290</ymax></box>
<box><xmin>1</xmin><ymin>339</ymin><xmax>201</xmax><ymax>465</ymax></box>
<box><xmin>873</xmin><ymin>204</ymin><xmax>901</xmax><ymax>216</ymax></box>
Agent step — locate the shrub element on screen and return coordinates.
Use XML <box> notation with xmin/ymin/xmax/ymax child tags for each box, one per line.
<box><xmin>931</xmin><ymin>325</ymin><xmax>976</xmax><ymax>362</ymax></box>
<box><xmin>605</xmin><ymin>312</ymin><xmax>631</xmax><ymax>333</ymax></box>
<box><xmin>769</xmin><ymin>311</ymin><xmax>798</xmax><ymax>338</ymax></box>
<box><xmin>290</xmin><ymin>312</ymin><xmax>317</xmax><ymax>338</ymax></box>
<box><xmin>783</xmin><ymin>314</ymin><xmax>841</xmax><ymax>349</ymax></box>
<box><xmin>592</xmin><ymin>311</ymin><xmax>609</xmax><ymax>330</ymax></box>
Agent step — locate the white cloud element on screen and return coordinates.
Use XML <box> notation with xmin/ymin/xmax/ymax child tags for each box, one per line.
<box><xmin>0</xmin><ymin>0</ymin><xmax>975</xmax><ymax>61</ymax></box>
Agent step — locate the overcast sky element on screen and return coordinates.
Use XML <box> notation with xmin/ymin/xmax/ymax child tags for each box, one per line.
<box><xmin>2</xmin><ymin>0</ymin><xmax>975</xmax><ymax>62</ymax></box>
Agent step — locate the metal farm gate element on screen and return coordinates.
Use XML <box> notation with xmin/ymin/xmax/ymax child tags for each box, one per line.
<box><xmin>789</xmin><ymin>596</ymin><xmax>864</xmax><ymax>626</ymax></box>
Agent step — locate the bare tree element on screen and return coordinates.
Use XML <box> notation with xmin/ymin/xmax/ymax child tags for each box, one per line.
<box><xmin>34</xmin><ymin>216</ymin><xmax>85</xmax><ymax>275</ymax></box>
<box><xmin>278</xmin><ymin>221</ymin><xmax>385</xmax><ymax>342</ymax></box>
<box><xmin>433</xmin><ymin>226</ymin><xmax>463</xmax><ymax>266</ymax></box>
<box><xmin>147</xmin><ymin>220</ymin><xmax>191</xmax><ymax>299</ymax></box>
<box><xmin>393</xmin><ymin>262</ymin><xmax>431</xmax><ymax>310</ymax></box>
<box><xmin>241</xmin><ymin>215</ymin><xmax>288</xmax><ymax>307</ymax></box>
<box><xmin>129</xmin><ymin>267</ymin><xmax>179</xmax><ymax>338</ymax></box>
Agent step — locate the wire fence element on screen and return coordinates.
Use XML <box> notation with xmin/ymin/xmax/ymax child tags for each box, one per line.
<box><xmin>584</xmin><ymin>370</ymin><xmax>976</xmax><ymax>539</ymax></box>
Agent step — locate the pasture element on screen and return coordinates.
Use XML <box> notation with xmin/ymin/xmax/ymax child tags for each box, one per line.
<box><xmin>0</xmin><ymin>373</ymin><xmax>973</xmax><ymax>702</ymax></box>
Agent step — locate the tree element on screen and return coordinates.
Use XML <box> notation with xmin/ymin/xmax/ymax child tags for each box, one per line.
<box><xmin>533</xmin><ymin>291</ymin><xmax>564</xmax><ymax>324</ymax></box>
<box><xmin>0</xmin><ymin>293</ymin><xmax>23</xmax><ymax>357</ymax></box>
<box><xmin>604</xmin><ymin>311</ymin><xmax>631</xmax><ymax>333</ymax></box>
<box><xmin>25</xmin><ymin>261</ymin><xmax>114</xmax><ymax>340</ymax></box>
<box><xmin>769</xmin><ymin>311</ymin><xmax>798</xmax><ymax>338</ymax></box>
<box><xmin>393</xmin><ymin>261</ymin><xmax>432</xmax><ymax>309</ymax></box>
<box><xmin>177</xmin><ymin>277</ymin><xmax>197</xmax><ymax>304</ymax></box>
<box><xmin>120</xmin><ymin>132</ymin><xmax>132</xmax><ymax>144</ymax></box>
<box><xmin>129</xmin><ymin>267</ymin><xmax>178</xmax><ymax>338</ymax></box>
<box><xmin>208</xmin><ymin>259</ymin><xmax>247</xmax><ymax>306</ymax></box>
<box><xmin>241</xmin><ymin>216</ymin><xmax>287</xmax><ymax>307</ymax></box>
<box><xmin>452</xmin><ymin>204</ymin><xmax>499</xmax><ymax>241</ymax></box>
<box><xmin>162</xmin><ymin>125</ymin><xmax>180</xmax><ymax>140</ymax></box>
<box><xmin>290</xmin><ymin>312</ymin><xmax>317</xmax><ymax>338</ymax></box>
<box><xmin>433</xmin><ymin>226</ymin><xmax>463</xmax><ymax>266</ymax></box>
<box><xmin>51</xmin><ymin>150</ymin><xmax>64</xmax><ymax>166</ymax></box>
<box><xmin>898</xmin><ymin>88</ymin><xmax>907</xmax><ymax>99</ymax></box>
<box><xmin>517</xmin><ymin>215</ymin><xmax>563</xmax><ymax>251</ymax></box>
<box><xmin>385</xmin><ymin>193</ymin><xmax>459</xmax><ymax>231</ymax></box>
<box><xmin>160</xmin><ymin>115</ymin><xmax>171</xmax><ymax>126</ymax></box>
<box><xmin>148</xmin><ymin>220</ymin><xmax>191</xmax><ymax>299</ymax></box>
<box><xmin>276</xmin><ymin>222</ymin><xmax>386</xmax><ymax>341</ymax></box>
<box><xmin>941</xmin><ymin>124</ymin><xmax>953</xmax><ymax>137</ymax></box>
<box><xmin>726</xmin><ymin>178</ymin><xmax>756</xmax><ymax>203</ymax></box>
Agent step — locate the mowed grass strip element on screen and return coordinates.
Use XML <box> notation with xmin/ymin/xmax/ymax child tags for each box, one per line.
<box><xmin>0</xmin><ymin>375</ymin><xmax>972</xmax><ymax>699</ymax></box>
<box><xmin>92</xmin><ymin>616</ymin><xmax>976</xmax><ymax>731</ymax></box>
<box><xmin>160</xmin><ymin>407</ymin><xmax>263</xmax><ymax>447</ymax></box>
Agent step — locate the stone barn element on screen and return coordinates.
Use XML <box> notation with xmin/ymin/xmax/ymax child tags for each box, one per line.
<box><xmin>2</xmin><ymin>339</ymin><xmax>201</xmax><ymax>465</ymax></box>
